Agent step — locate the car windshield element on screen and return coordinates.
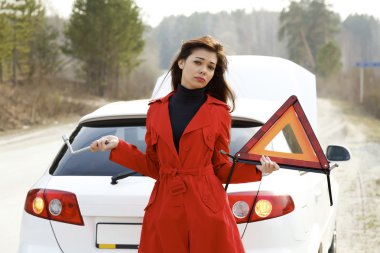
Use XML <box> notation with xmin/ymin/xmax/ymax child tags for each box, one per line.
<box><xmin>51</xmin><ymin>119</ymin><xmax>261</xmax><ymax>176</ymax></box>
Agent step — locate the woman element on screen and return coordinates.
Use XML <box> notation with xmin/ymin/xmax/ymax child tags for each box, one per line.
<box><xmin>91</xmin><ymin>35</ymin><xmax>279</xmax><ymax>253</ymax></box>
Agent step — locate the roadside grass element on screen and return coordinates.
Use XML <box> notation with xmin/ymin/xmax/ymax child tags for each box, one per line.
<box><xmin>366</xmin><ymin>214</ymin><xmax>378</xmax><ymax>230</ymax></box>
<box><xmin>0</xmin><ymin>82</ymin><xmax>104</xmax><ymax>134</ymax></box>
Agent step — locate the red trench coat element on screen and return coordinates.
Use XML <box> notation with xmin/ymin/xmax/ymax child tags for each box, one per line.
<box><xmin>110</xmin><ymin>92</ymin><xmax>262</xmax><ymax>253</ymax></box>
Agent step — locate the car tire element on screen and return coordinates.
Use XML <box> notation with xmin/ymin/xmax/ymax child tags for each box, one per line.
<box><xmin>328</xmin><ymin>229</ymin><xmax>337</xmax><ymax>253</ymax></box>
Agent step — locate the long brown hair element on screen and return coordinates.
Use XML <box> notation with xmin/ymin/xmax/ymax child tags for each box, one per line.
<box><xmin>168</xmin><ymin>35</ymin><xmax>235</xmax><ymax>111</ymax></box>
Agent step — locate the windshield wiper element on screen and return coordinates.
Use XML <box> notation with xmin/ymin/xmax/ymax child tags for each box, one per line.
<box><xmin>111</xmin><ymin>171</ymin><xmax>138</xmax><ymax>185</ymax></box>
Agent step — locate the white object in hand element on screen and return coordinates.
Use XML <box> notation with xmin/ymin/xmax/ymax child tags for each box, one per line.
<box><xmin>62</xmin><ymin>134</ymin><xmax>91</xmax><ymax>154</ymax></box>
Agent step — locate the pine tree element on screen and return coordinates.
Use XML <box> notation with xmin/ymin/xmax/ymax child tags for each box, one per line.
<box><xmin>0</xmin><ymin>0</ymin><xmax>47</xmax><ymax>85</ymax></box>
<box><xmin>278</xmin><ymin>1</ymin><xmax>314</xmax><ymax>69</ymax></box>
<box><xmin>278</xmin><ymin>0</ymin><xmax>341</xmax><ymax>73</ymax></box>
<box><xmin>316</xmin><ymin>41</ymin><xmax>341</xmax><ymax>77</ymax></box>
<box><xmin>0</xmin><ymin>2</ymin><xmax>12</xmax><ymax>82</ymax></box>
<box><xmin>29</xmin><ymin>18</ymin><xmax>60</xmax><ymax>81</ymax></box>
<box><xmin>65</xmin><ymin>0</ymin><xmax>144</xmax><ymax>96</ymax></box>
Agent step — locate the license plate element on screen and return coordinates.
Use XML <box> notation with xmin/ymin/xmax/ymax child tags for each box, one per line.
<box><xmin>96</xmin><ymin>223</ymin><xmax>142</xmax><ymax>249</ymax></box>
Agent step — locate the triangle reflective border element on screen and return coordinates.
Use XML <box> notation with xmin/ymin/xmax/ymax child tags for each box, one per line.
<box><xmin>236</xmin><ymin>95</ymin><xmax>330</xmax><ymax>173</ymax></box>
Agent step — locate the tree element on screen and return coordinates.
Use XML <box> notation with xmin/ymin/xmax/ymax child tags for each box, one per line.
<box><xmin>153</xmin><ymin>9</ymin><xmax>285</xmax><ymax>69</ymax></box>
<box><xmin>342</xmin><ymin>15</ymin><xmax>380</xmax><ymax>64</ymax></box>
<box><xmin>29</xmin><ymin>19</ymin><xmax>60</xmax><ymax>81</ymax></box>
<box><xmin>65</xmin><ymin>0</ymin><xmax>144</xmax><ymax>96</ymax></box>
<box><xmin>316</xmin><ymin>41</ymin><xmax>341</xmax><ymax>77</ymax></box>
<box><xmin>0</xmin><ymin>3</ymin><xmax>12</xmax><ymax>82</ymax></box>
<box><xmin>278</xmin><ymin>1</ymin><xmax>314</xmax><ymax>69</ymax></box>
<box><xmin>307</xmin><ymin>0</ymin><xmax>340</xmax><ymax>57</ymax></box>
<box><xmin>278</xmin><ymin>0</ymin><xmax>340</xmax><ymax>72</ymax></box>
<box><xmin>0</xmin><ymin>0</ymin><xmax>47</xmax><ymax>85</ymax></box>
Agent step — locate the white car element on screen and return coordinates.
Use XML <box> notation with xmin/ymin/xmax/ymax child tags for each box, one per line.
<box><xmin>18</xmin><ymin>56</ymin><xmax>350</xmax><ymax>253</ymax></box>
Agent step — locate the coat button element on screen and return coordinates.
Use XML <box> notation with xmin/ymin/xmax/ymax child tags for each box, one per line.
<box><xmin>183</xmin><ymin>146</ymin><xmax>190</xmax><ymax>151</ymax></box>
<box><xmin>202</xmin><ymin>196</ymin><xmax>208</xmax><ymax>201</ymax></box>
<box><xmin>207</xmin><ymin>135</ymin><xmax>212</xmax><ymax>140</ymax></box>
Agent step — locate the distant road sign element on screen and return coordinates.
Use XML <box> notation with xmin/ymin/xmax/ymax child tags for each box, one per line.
<box><xmin>356</xmin><ymin>62</ymin><xmax>380</xmax><ymax>68</ymax></box>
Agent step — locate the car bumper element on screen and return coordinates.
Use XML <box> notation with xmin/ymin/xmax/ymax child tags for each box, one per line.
<box><xmin>239</xmin><ymin>215</ymin><xmax>320</xmax><ymax>253</ymax></box>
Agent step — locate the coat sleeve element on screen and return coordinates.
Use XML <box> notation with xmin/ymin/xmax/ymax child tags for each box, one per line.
<box><xmin>212</xmin><ymin>108</ymin><xmax>262</xmax><ymax>184</ymax></box>
<box><xmin>109</xmin><ymin>106</ymin><xmax>159</xmax><ymax>180</ymax></box>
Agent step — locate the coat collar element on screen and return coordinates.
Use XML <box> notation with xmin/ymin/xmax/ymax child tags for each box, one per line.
<box><xmin>150</xmin><ymin>91</ymin><xmax>228</xmax><ymax>162</ymax></box>
<box><xmin>155</xmin><ymin>90</ymin><xmax>227</xmax><ymax>107</ymax></box>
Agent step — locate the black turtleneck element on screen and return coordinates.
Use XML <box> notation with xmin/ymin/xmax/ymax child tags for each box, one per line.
<box><xmin>169</xmin><ymin>84</ymin><xmax>207</xmax><ymax>153</ymax></box>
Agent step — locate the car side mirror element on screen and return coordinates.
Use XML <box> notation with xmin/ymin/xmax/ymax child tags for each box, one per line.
<box><xmin>326</xmin><ymin>145</ymin><xmax>351</xmax><ymax>161</ymax></box>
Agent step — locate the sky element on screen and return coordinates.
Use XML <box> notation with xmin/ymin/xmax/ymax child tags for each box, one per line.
<box><xmin>43</xmin><ymin>0</ymin><xmax>379</xmax><ymax>27</ymax></box>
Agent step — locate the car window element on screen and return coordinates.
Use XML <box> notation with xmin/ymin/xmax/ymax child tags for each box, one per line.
<box><xmin>51</xmin><ymin>121</ymin><xmax>261</xmax><ymax>176</ymax></box>
<box><xmin>52</xmin><ymin>125</ymin><xmax>147</xmax><ymax>176</ymax></box>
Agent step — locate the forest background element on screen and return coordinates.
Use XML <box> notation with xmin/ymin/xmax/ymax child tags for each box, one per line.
<box><xmin>0</xmin><ymin>0</ymin><xmax>379</xmax><ymax>132</ymax></box>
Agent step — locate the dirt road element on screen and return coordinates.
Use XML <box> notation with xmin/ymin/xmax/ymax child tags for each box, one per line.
<box><xmin>317</xmin><ymin>98</ymin><xmax>380</xmax><ymax>253</ymax></box>
<box><xmin>0</xmin><ymin>98</ymin><xmax>379</xmax><ymax>252</ymax></box>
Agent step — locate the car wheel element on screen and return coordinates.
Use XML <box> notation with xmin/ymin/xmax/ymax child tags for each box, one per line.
<box><xmin>328</xmin><ymin>229</ymin><xmax>337</xmax><ymax>253</ymax></box>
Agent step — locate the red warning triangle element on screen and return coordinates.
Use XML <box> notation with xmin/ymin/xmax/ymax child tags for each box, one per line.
<box><xmin>236</xmin><ymin>95</ymin><xmax>330</xmax><ymax>172</ymax></box>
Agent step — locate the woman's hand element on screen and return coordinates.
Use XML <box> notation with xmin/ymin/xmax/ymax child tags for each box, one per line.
<box><xmin>256</xmin><ymin>155</ymin><xmax>280</xmax><ymax>175</ymax></box>
<box><xmin>90</xmin><ymin>135</ymin><xmax>119</xmax><ymax>152</ymax></box>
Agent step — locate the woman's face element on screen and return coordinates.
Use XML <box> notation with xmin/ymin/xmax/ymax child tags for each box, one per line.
<box><xmin>178</xmin><ymin>48</ymin><xmax>217</xmax><ymax>90</ymax></box>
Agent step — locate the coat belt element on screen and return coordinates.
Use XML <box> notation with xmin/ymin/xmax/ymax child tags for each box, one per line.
<box><xmin>159</xmin><ymin>164</ymin><xmax>214</xmax><ymax>177</ymax></box>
